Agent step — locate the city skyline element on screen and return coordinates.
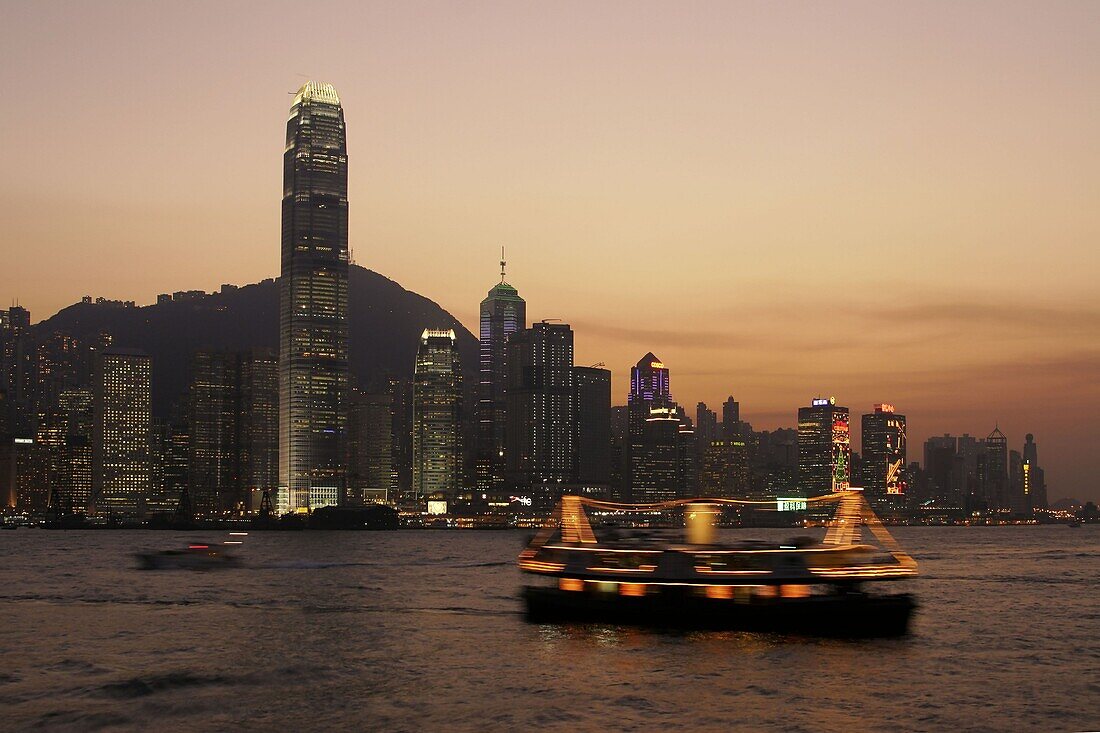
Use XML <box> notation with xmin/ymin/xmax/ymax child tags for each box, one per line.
<box><xmin>1</xmin><ymin>1</ymin><xmax>1097</xmax><ymax>500</ymax></box>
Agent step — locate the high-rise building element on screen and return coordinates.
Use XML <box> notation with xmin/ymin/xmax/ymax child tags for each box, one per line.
<box><xmin>53</xmin><ymin>388</ymin><xmax>93</xmax><ymax>514</ymax></box>
<box><xmin>506</xmin><ymin>322</ymin><xmax>575</xmax><ymax>508</ymax></box>
<box><xmin>700</xmin><ymin>438</ymin><xmax>750</xmax><ymax>500</ymax></box>
<box><xmin>695</xmin><ymin>402</ymin><xmax>718</xmax><ymax>456</ymax></box>
<box><xmin>797</xmin><ymin>397</ymin><xmax>850</xmax><ymax>497</ymax></box>
<box><xmin>721</xmin><ymin>396</ymin><xmax>742</xmax><ymax>439</ymax></box>
<box><xmin>413</xmin><ymin>330</ymin><xmax>463</xmax><ymax>504</ymax></box>
<box><xmin>189</xmin><ymin>349</ymin><xmax>278</xmax><ymax>516</ymax></box>
<box><xmin>347</xmin><ymin>388</ymin><xmax>396</xmax><ymax>504</ymax></box>
<box><xmin>475</xmin><ymin>253</ymin><xmax>526</xmax><ymax>492</ymax></box>
<box><xmin>279</xmin><ymin>81</ymin><xmax>349</xmax><ymax>514</ymax></box>
<box><xmin>1021</xmin><ymin>433</ymin><xmax>1047</xmax><ymax>512</ymax></box>
<box><xmin>626</xmin><ymin>353</ymin><xmax>677</xmax><ymax>502</ymax></box>
<box><xmin>861</xmin><ymin>403</ymin><xmax>907</xmax><ymax>507</ymax></box>
<box><xmin>151</xmin><ymin>417</ymin><xmax>189</xmax><ymax>514</ymax></box>
<box><xmin>982</xmin><ymin>427</ymin><xmax>1008</xmax><ymax>510</ymax></box>
<box><xmin>92</xmin><ymin>349</ymin><xmax>151</xmax><ymax>517</ymax></box>
<box><xmin>573</xmin><ymin>366</ymin><xmax>611</xmax><ymax>488</ymax></box>
<box><xmin>633</xmin><ymin>405</ymin><xmax>680</xmax><ymax>503</ymax></box>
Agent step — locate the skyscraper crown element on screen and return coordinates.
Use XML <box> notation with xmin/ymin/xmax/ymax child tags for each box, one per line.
<box><xmin>293</xmin><ymin>81</ymin><xmax>341</xmax><ymax>107</ymax></box>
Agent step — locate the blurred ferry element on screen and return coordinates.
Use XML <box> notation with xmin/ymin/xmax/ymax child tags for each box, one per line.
<box><xmin>518</xmin><ymin>492</ymin><xmax>918</xmax><ymax>637</ymax></box>
<box><xmin>135</xmin><ymin>540</ymin><xmax>243</xmax><ymax>570</ymax></box>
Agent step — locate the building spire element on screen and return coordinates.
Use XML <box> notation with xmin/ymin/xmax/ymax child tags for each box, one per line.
<box><xmin>500</xmin><ymin>246</ymin><xmax>507</xmax><ymax>283</ymax></box>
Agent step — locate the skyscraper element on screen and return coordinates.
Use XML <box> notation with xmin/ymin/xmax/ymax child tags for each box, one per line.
<box><xmin>573</xmin><ymin>365</ymin><xmax>611</xmax><ymax>488</ymax></box>
<box><xmin>412</xmin><ymin>330</ymin><xmax>463</xmax><ymax>504</ymax></box>
<box><xmin>861</xmin><ymin>403</ymin><xmax>907</xmax><ymax>507</ymax></box>
<box><xmin>626</xmin><ymin>353</ymin><xmax>677</xmax><ymax>502</ymax></box>
<box><xmin>189</xmin><ymin>349</ymin><xmax>278</xmax><ymax>516</ymax></box>
<box><xmin>695</xmin><ymin>402</ymin><xmax>718</xmax><ymax>457</ymax></box>
<box><xmin>279</xmin><ymin>81</ymin><xmax>349</xmax><ymax>514</ymax></box>
<box><xmin>92</xmin><ymin>348</ymin><xmax>151</xmax><ymax>517</ymax></box>
<box><xmin>797</xmin><ymin>397</ymin><xmax>850</xmax><ymax>497</ymax></box>
<box><xmin>506</xmin><ymin>322</ymin><xmax>575</xmax><ymax>508</ymax></box>
<box><xmin>1021</xmin><ymin>433</ymin><xmax>1046</xmax><ymax>512</ymax></box>
<box><xmin>347</xmin><ymin>387</ymin><xmax>396</xmax><ymax>505</ymax></box>
<box><xmin>475</xmin><ymin>253</ymin><xmax>526</xmax><ymax>492</ymax></box>
<box><xmin>982</xmin><ymin>427</ymin><xmax>1008</xmax><ymax>510</ymax></box>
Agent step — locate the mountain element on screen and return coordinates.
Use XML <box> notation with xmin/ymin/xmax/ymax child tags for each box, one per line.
<box><xmin>35</xmin><ymin>265</ymin><xmax>479</xmax><ymax>415</ymax></box>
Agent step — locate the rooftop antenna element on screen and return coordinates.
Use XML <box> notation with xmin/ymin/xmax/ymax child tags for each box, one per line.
<box><xmin>500</xmin><ymin>246</ymin><xmax>507</xmax><ymax>283</ymax></box>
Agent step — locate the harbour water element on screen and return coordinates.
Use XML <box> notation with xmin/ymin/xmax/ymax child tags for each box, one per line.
<box><xmin>2</xmin><ymin>527</ymin><xmax>1097</xmax><ymax>731</ymax></box>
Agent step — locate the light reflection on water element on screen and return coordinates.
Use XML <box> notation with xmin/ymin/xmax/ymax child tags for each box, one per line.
<box><xmin>1</xmin><ymin>526</ymin><xmax>1097</xmax><ymax>731</ymax></box>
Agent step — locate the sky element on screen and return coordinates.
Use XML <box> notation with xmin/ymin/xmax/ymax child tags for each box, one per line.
<box><xmin>1</xmin><ymin>1</ymin><xmax>1098</xmax><ymax>500</ymax></box>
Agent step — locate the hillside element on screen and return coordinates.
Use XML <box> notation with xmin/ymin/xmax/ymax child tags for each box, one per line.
<box><xmin>36</xmin><ymin>265</ymin><xmax>478</xmax><ymax>414</ymax></box>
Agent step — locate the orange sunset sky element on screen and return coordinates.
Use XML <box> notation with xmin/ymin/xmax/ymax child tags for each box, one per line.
<box><xmin>1</xmin><ymin>1</ymin><xmax>1097</xmax><ymax>500</ymax></box>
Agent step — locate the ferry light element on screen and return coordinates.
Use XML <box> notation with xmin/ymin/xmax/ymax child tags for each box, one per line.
<box><xmin>705</xmin><ymin>585</ymin><xmax>734</xmax><ymax>600</ymax></box>
<box><xmin>559</xmin><ymin>578</ymin><xmax>584</xmax><ymax>592</ymax></box>
<box><xmin>619</xmin><ymin>583</ymin><xmax>647</xmax><ymax>597</ymax></box>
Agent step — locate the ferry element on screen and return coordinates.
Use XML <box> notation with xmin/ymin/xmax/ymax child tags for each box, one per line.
<box><xmin>518</xmin><ymin>492</ymin><xmax>918</xmax><ymax>637</ymax></box>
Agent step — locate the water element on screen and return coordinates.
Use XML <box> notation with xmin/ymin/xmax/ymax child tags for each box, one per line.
<box><xmin>2</xmin><ymin>527</ymin><xmax>1097</xmax><ymax>732</ymax></box>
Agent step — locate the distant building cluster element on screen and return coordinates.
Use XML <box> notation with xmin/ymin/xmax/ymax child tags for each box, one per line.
<box><xmin>0</xmin><ymin>82</ymin><xmax>1065</xmax><ymax>526</ymax></box>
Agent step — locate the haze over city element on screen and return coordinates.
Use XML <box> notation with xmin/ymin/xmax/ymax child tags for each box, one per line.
<box><xmin>2</xmin><ymin>0</ymin><xmax>1097</xmax><ymax>500</ymax></box>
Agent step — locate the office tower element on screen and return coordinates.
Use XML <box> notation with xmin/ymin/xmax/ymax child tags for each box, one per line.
<box><xmin>151</xmin><ymin>417</ymin><xmax>189</xmax><ymax>513</ymax></box>
<box><xmin>347</xmin><ymin>388</ymin><xmax>395</xmax><ymax>504</ymax></box>
<box><xmin>189</xmin><ymin>350</ymin><xmax>278</xmax><ymax>516</ymax></box>
<box><xmin>0</xmin><ymin>306</ymin><xmax>34</xmax><ymax>439</ymax></box>
<box><xmin>238</xmin><ymin>349</ymin><xmax>279</xmax><ymax>511</ymax></box>
<box><xmin>676</xmin><ymin>419</ymin><xmax>697</xmax><ymax>498</ymax></box>
<box><xmin>700</xmin><ymin>438</ymin><xmax>750</xmax><ymax>500</ymax></box>
<box><xmin>626</xmin><ymin>353</ymin><xmax>677</xmax><ymax>502</ymax></box>
<box><xmin>53</xmin><ymin>388</ymin><xmax>93</xmax><ymax>513</ymax></box>
<box><xmin>506</xmin><ymin>322</ymin><xmax>575</xmax><ymax>508</ymax></box>
<box><xmin>413</xmin><ymin>330</ymin><xmax>463</xmax><ymax>504</ymax></box>
<box><xmin>861</xmin><ymin>403</ymin><xmax>907</xmax><ymax>506</ymax></box>
<box><xmin>279</xmin><ymin>81</ymin><xmax>349</xmax><ymax>514</ymax></box>
<box><xmin>475</xmin><ymin>253</ymin><xmax>526</xmax><ymax>491</ymax></box>
<box><xmin>189</xmin><ymin>351</ymin><xmax>238</xmax><ymax>515</ymax></box>
<box><xmin>92</xmin><ymin>349</ymin><xmax>152</xmax><ymax>517</ymax></box>
<box><xmin>633</xmin><ymin>405</ymin><xmax>680</xmax><ymax>502</ymax></box>
<box><xmin>609</xmin><ymin>405</ymin><xmax>628</xmax><ymax>500</ymax></box>
<box><xmin>721</xmin><ymin>396</ymin><xmax>741</xmax><ymax>439</ymax></box>
<box><xmin>1021</xmin><ymin>433</ymin><xmax>1047</xmax><ymax>512</ymax></box>
<box><xmin>695</xmin><ymin>402</ymin><xmax>717</xmax><ymax>455</ymax></box>
<box><xmin>982</xmin><ymin>427</ymin><xmax>1008</xmax><ymax>510</ymax></box>
<box><xmin>797</xmin><ymin>397</ymin><xmax>850</xmax><ymax>497</ymax></box>
<box><xmin>630</xmin><ymin>354</ymin><xmax>670</xmax><ymax>405</ymax></box>
<box><xmin>573</xmin><ymin>365</ymin><xmax>611</xmax><ymax>488</ymax></box>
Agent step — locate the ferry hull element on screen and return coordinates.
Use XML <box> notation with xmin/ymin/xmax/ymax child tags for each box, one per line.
<box><xmin>523</xmin><ymin>586</ymin><xmax>916</xmax><ymax>637</ymax></box>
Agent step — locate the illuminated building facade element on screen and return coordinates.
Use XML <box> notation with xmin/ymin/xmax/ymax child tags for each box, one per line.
<box><xmin>797</xmin><ymin>397</ymin><xmax>850</xmax><ymax>496</ymax></box>
<box><xmin>861</xmin><ymin>403</ymin><xmax>907</xmax><ymax>507</ymax></box>
<box><xmin>189</xmin><ymin>349</ymin><xmax>278</xmax><ymax>516</ymax></box>
<box><xmin>347</xmin><ymin>388</ymin><xmax>396</xmax><ymax>504</ymax></box>
<box><xmin>413</xmin><ymin>330</ymin><xmax>463</xmax><ymax>504</ymax></box>
<box><xmin>573</xmin><ymin>366</ymin><xmax>611</xmax><ymax>487</ymax></box>
<box><xmin>626</xmin><ymin>353</ymin><xmax>679</xmax><ymax>502</ymax></box>
<box><xmin>53</xmin><ymin>388</ymin><xmax>93</xmax><ymax>514</ymax></box>
<box><xmin>981</xmin><ymin>427</ymin><xmax>1008</xmax><ymax>510</ymax></box>
<box><xmin>1021</xmin><ymin>433</ymin><xmax>1047</xmax><ymax>512</ymax></box>
<box><xmin>475</xmin><ymin>256</ymin><xmax>526</xmax><ymax>492</ymax></box>
<box><xmin>279</xmin><ymin>81</ymin><xmax>349</xmax><ymax>514</ymax></box>
<box><xmin>700</xmin><ymin>438</ymin><xmax>750</xmax><ymax>500</ymax></box>
<box><xmin>92</xmin><ymin>349</ymin><xmax>152</xmax><ymax>517</ymax></box>
<box><xmin>506</xmin><ymin>322</ymin><xmax>575</xmax><ymax>508</ymax></box>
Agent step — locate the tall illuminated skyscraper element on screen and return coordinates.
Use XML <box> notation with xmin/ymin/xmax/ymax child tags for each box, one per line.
<box><xmin>797</xmin><ymin>397</ymin><xmax>850</xmax><ymax>497</ymax></box>
<box><xmin>92</xmin><ymin>349</ymin><xmax>151</xmax><ymax>517</ymax></box>
<box><xmin>861</xmin><ymin>403</ymin><xmax>906</xmax><ymax>507</ymax></box>
<box><xmin>413</xmin><ymin>330</ymin><xmax>463</xmax><ymax>504</ymax></box>
<box><xmin>278</xmin><ymin>81</ymin><xmax>349</xmax><ymax>514</ymax></box>
<box><xmin>506</xmin><ymin>322</ymin><xmax>575</xmax><ymax>508</ymax></box>
<box><xmin>475</xmin><ymin>251</ymin><xmax>526</xmax><ymax>491</ymax></box>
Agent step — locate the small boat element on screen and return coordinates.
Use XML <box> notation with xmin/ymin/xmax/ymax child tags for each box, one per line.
<box><xmin>518</xmin><ymin>492</ymin><xmax>919</xmax><ymax>637</ymax></box>
<box><xmin>134</xmin><ymin>543</ymin><xmax>240</xmax><ymax>570</ymax></box>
